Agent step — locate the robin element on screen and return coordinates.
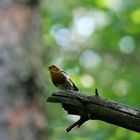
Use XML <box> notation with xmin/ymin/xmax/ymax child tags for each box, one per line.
<box><xmin>48</xmin><ymin>65</ymin><xmax>79</xmax><ymax>91</ymax></box>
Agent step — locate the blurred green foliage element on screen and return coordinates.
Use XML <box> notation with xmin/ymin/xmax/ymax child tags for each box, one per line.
<box><xmin>41</xmin><ymin>0</ymin><xmax>140</xmax><ymax>139</ymax></box>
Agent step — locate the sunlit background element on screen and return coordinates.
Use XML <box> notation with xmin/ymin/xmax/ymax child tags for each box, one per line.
<box><xmin>42</xmin><ymin>0</ymin><xmax>140</xmax><ymax>139</ymax></box>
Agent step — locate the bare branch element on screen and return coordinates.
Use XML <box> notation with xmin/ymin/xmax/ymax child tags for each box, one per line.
<box><xmin>47</xmin><ymin>90</ymin><xmax>140</xmax><ymax>133</ymax></box>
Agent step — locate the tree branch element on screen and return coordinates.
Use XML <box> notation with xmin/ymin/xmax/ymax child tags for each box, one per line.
<box><xmin>47</xmin><ymin>90</ymin><xmax>140</xmax><ymax>133</ymax></box>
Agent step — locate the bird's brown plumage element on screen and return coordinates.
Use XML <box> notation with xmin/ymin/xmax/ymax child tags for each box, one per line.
<box><xmin>48</xmin><ymin>65</ymin><xmax>79</xmax><ymax>91</ymax></box>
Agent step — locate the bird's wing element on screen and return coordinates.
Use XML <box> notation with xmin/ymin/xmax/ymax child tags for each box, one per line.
<box><xmin>69</xmin><ymin>78</ymin><xmax>79</xmax><ymax>91</ymax></box>
<box><xmin>61</xmin><ymin>70</ymin><xmax>68</xmax><ymax>75</ymax></box>
<box><xmin>61</xmin><ymin>70</ymin><xmax>79</xmax><ymax>91</ymax></box>
<box><xmin>61</xmin><ymin>70</ymin><xmax>70</xmax><ymax>78</ymax></box>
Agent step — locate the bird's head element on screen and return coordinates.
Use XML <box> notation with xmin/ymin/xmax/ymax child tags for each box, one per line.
<box><xmin>48</xmin><ymin>65</ymin><xmax>60</xmax><ymax>73</ymax></box>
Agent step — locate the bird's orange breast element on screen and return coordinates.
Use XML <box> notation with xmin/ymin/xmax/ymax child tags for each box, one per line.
<box><xmin>50</xmin><ymin>72</ymin><xmax>65</xmax><ymax>86</ymax></box>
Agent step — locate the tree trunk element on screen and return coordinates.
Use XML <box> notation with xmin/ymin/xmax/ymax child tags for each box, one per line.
<box><xmin>0</xmin><ymin>0</ymin><xmax>47</xmax><ymax>140</ymax></box>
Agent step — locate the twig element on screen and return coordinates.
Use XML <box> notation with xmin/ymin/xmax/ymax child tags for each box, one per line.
<box><xmin>66</xmin><ymin>116</ymin><xmax>88</xmax><ymax>132</ymax></box>
<box><xmin>95</xmin><ymin>88</ymin><xmax>99</xmax><ymax>97</ymax></box>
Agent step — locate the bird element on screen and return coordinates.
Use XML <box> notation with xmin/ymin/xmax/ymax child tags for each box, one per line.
<box><xmin>48</xmin><ymin>65</ymin><xmax>79</xmax><ymax>91</ymax></box>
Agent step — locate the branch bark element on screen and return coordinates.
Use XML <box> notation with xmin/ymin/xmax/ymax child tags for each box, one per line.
<box><xmin>47</xmin><ymin>90</ymin><xmax>140</xmax><ymax>133</ymax></box>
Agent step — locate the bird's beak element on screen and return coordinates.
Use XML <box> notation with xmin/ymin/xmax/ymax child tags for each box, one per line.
<box><xmin>48</xmin><ymin>66</ymin><xmax>51</xmax><ymax>70</ymax></box>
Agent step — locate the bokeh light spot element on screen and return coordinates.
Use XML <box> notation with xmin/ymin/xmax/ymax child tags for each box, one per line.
<box><xmin>112</xmin><ymin>79</ymin><xmax>130</xmax><ymax>96</ymax></box>
<box><xmin>93</xmin><ymin>10</ymin><xmax>110</xmax><ymax>28</ymax></box>
<box><xmin>51</xmin><ymin>25</ymin><xmax>70</xmax><ymax>47</ymax></box>
<box><xmin>101</xmin><ymin>0</ymin><xmax>124</xmax><ymax>11</ymax></box>
<box><xmin>80</xmin><ymin>74</ymin><xmax>95</xmax><ymax>88</ymax></box>
<box><xmin>79</xmin><ymin>50</ymin><xmax>102</xmax><ymax>68</ymax></box>
<box><xmin>131</xmin><ymin>9</ymin><xmax>140</xmax><ymax>24</ymax></box>
<box><xmin>119</xmin><ymin>36</ymin><xmax>135</xmax><ymax>54</ymax></box>
<box><xmin>74</xmin><ymin>15</ymin><xmax>95</xmax><ymax>38</ymax></box>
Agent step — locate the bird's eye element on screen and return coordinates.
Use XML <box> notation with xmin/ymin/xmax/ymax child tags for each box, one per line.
<box><xmin>52</xmin><ymin>65</ymin><xmax>56</xmax><ymax>68</ymax></box>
